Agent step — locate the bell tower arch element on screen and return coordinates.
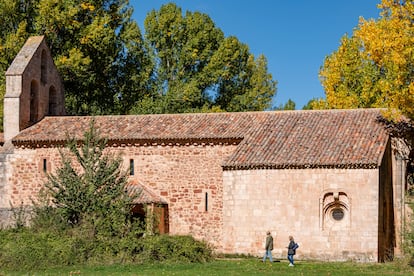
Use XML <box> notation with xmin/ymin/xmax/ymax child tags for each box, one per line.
<box><xmin>4</xmin><ymin>36</ymin><xmax>65</xmax><ymax>142</ymax></box>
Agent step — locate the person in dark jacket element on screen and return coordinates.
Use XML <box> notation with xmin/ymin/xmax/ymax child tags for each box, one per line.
<box><xmin>262</xmin><ymin>231</ymin><xmax>274</xmax><ymax>263</ymax></box>
<box><xmin>287</xmin><ymin>235</ymin><xmax>297</xmax><ymax>266</ymax></box>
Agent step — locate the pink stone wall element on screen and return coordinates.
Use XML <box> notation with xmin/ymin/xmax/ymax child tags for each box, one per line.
<box><xmin>5</xmin><ymin>148</ymin><xmax>62</xmax><ymax>207</ymax></box>
<box><xmin>3</xmin><ymin>144</ymin><xmax>237</xmax><ymax>250</ymax></box>
<box><xmin>222</xmin><ymin>169</ymin><xmax>381</xmax><ymax>262</ymax></box>
<box><xmin>1</xmin><ymin>144</ymin><xmax>400</xmax><ymax>262</ymax></box>
<box><xmin>118</xmin><ymin>144</ymin><xmax>237</xmax><ymax>249</ymax></box>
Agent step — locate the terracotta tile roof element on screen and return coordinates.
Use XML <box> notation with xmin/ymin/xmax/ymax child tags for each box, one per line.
<box><xmin>224</xmin><ymin>109</ymin><xmax>388</xmax><ymax>169</ymax></box>
<box><xmin>11</xmin><ymin>108</ymin><xmax>389</xmax><ymax>169</ymax></box>
<box><xmin>126</xmin><ymin>180</ymin><xmax>168</xmax><ymax>204</ymax></box>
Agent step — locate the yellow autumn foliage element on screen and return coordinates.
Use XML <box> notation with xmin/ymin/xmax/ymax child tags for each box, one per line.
<box><xmin>80</xmin><ymin>2</ymin><xmax>95</xmax><ymax>12</ymax></box>
<box><xmin>319</xmin><ymin>0</ymin><xmax>414</xmax><ymax>120</ymax></box>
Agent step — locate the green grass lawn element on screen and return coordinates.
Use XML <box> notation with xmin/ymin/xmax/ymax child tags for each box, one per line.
<box><xmin>2</xmin><ymin>258</ymin><xmax>414</xmax><ymax>276</ymax></box>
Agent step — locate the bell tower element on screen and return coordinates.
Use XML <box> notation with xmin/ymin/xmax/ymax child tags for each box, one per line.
<box><xmin>4</xmin><ymin>36</ymin><xmax>65</xmax><ymax>142</ymax></box>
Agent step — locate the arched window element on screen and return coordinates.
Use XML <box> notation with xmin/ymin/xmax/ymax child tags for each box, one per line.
<box><xmin>41</xmin><ymin>49</ymin><xmax>47</xmax><ymax>84</ymax></box>
<box><xmin>30</xmin><ymin>80</ymin><xmax>39</xmax><ymax>123</ymax></box>
<box><xmin>320</xmin><ymin>191</ymin><xmax>351</xmax><ymax>230</ymax></box>
<box><xmin>48</xmin><ymin>86</ymin><xmax>58</xmax><ymax>115</ymax></box>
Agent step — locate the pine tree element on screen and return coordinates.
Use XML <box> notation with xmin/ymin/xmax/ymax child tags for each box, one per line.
<box><xmin>37</xmin><ymin>120</ymin><xmax>135</xmax><ymax>237</ymax></box>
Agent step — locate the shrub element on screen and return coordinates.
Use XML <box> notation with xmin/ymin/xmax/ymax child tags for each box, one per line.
<box><xmin>133</xmin><ymin>235</ymin><xmax>213</xmax><ymax>263</ymax></box>
<box><xmin>0</xmin><ymin>228</ymin><xmax>79</xmax><ymax>270</ymax></box>
<box><xmin>0</xmin><ymin>228</ymin><xmax>213</xmax><ymax>270</ymax></box>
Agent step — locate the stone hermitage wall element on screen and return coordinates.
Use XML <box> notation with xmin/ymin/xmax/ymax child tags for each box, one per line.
<box><xmin>222</xmin><ymin>168</ymin><xmax>380</xmax><ymax>262</ymax></box>
<box><xmin>3</xmin><ymin>143</ymin><xmax>238</xmax><ymax>250</ymax></box>
<box><xmin>4</xmin><ymin>147</ymin><xmax>61</xmax><ymax>208</ymax></box>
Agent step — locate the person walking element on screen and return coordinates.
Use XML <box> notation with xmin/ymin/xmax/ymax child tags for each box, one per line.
<box><xmin>262</xmin><ymin>231</ymin><xmax>274</xmax><ymax>263</ymax></box>
<box><xmin>287</xmin><ymin>235</ymin><xmax>298</xmax><ymax>266</ymax></box>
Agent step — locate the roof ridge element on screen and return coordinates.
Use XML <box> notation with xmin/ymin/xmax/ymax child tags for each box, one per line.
<box><xmin>43</xmin><ymin>107</ymin><xmax>386</xmax><ymax>119</ymax></box>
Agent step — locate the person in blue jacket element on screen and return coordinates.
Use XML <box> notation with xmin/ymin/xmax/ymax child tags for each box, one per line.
<box><xmin>287</xmin><ymin>235</ymin><xmax>298</xmax><ymax>266</ymax></box>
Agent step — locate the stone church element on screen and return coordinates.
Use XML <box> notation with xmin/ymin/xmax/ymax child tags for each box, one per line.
<box><xmin>0</xmin><ymin>36</ymin><xmax>409</xmax><ymax>262</ymax></box>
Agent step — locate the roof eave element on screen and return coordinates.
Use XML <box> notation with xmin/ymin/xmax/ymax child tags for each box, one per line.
<box><xmin>12</xmin><ymin>137</ymin><xmax>244</xmax><ymax>149</ymax></box>
<box><xmin>222</xmin><ymin>163</ymin><xmax>380</xmax><ymax>170</ymax></box>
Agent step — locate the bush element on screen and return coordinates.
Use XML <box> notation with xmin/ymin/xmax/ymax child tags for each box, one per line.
<box><xmin>134</xmin><ymin>235</ymin><xmax>214</xmax><ymax>263</ymax></box>
<box><xmin>0</xmin><ymin>228</ymin><xmax>80</xmax><ymax>270</ymax></box>
<box><xmin>0</xmin><ymin>228</ymin><xmax>213</xmax><ymax>270</ymax></box>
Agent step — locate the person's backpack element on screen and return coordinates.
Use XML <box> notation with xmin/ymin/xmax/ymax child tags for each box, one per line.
<box><xmin>293</xmin><ymin>243</ymin><xmax>299</xmax><ymax>250</ymax></box>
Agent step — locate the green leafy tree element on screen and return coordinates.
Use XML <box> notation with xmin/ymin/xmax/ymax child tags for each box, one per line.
<box><xmin>0</xmin><ymin>0</ymin><xmax>38</xmax><ymax>129</ymax></box>
<box><xmin>0</xmin><ymin>1</ymin><xmax>277</xmax><ymax>121</ymax></box>
<box><xmin>274</xmin><ymin>99</ymin><xmax>296</xmax><ymax>110</ymax></box>
<box><xmin>319</xmin><ymin>0</ymin><xmax>414</xmax><ymax>121</ymax></box>
<box><xmin>0</xmin><ymin>0</ymin><xmax>152</xmax><ymax>118</ymax></box>
<box><xmin>35</xmin><ymin>0</ymin><xmax>152</xmax><ymax>115</ymax></box>
<box><xmin>36</xmin><ymin>120</ymin><xmax>135</xmax><ymax>237</ymax></box>
<box><xmin>141</xmin><ymin>3</ymin><xmax>277</xmax><ymax>113</ymax></box>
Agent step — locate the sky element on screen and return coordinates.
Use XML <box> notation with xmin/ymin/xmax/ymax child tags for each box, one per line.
<box><xmin>131</xmin><ymin>1</ymin><xmax>382</xmax><ymax>109</ymax></box>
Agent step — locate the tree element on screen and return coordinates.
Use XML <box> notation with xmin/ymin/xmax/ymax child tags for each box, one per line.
<box><xmin>302</xmin><ymin>98</ymin><xmax>326</xmax><ymax>110</ymax></box>
<box><xmin>37</xmin><ymin>120</ymin><xmax>135</xmax><ymax>237</ymax></box>
<box><xmin>140</xmin><ymin>3</ymin><xmax>277</xmax><ymax>114</ymax></box>
<box><xmin>0</xmin><ymin>0</ymin><xmax>151</xmax><ymax>117</ymax></box>
<box><xmin>35</xmin><ymin>0</ymin><xmax>152</xmax><ymax>115</ymax></box>
<box><xmin>319</xmin><ymin>0</ymin><xmax>414</xmax><ymax>121</ymax></box>
<box><xmin>0</xmin><ymin>0</ymin><xmax>39</xmax><ymax>129</ymax></box>
<box><xmin>0</xmin><ymin>1</ymin><xmax>277</xmax><ymax>121</ymax></box>
<box><xmin>273</xmin><ymin>99</ymin><xmax>296</xmax><ymax>110</ymax></box>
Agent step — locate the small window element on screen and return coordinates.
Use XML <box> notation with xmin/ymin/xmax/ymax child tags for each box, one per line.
<box><xmin>43</xmin><ymin>159</ymin><xmax>47</xmax><ymax>172</ymax></box>
<box><xmin>129</xmin><ymin>159</ymin><xmax>134</xmax><ymax>175</ymax></box>
<box><xmin>331</xmin><ymin>208</ymin><xmax>344</xmax><ymax>221</ymax></box>
<box><xmin>205</xmin><ymin>192</ymin><xmax>208</xmax><ymax>212</ymax></box>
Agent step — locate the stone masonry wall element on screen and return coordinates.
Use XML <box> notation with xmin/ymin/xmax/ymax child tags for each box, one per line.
<box><xmin>0</xmin><ymin>144</ymin><xmax>386</xmax><ymax>260</ymax></box>
<box><xmin>222</xmin><ymin>168</ymin><xmax>380</xmax><ymax>262</ymax></box>
<box><xmin>118</xmin><ymin>144</ymin><xmax>237</xmax><ymax>250</ymax></box>
<box><xmin>1</xmin><ymin>143</ymin><xmax>237</xmax><ymax>249</ymax></box>
<box><xmin>4</xmin><ymin>147</ymin><xmax>61</xmax><ymax>209</ymax></box>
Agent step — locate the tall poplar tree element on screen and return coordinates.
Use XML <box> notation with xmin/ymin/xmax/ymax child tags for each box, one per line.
<box><xmin>139</xmin><ymin>3</ymin><xmax>277</xmax><ymax>114</ymax></box>
<box><xmin>0</xmin><ymin>1</ymin><xmax>277</xmax><ymax>121</ymax></box>
<box><xmin>319</xmin><ymin>0</ymin><xmax>414</xmax><ymax>121</ymax></box>
<box><xmin>35</xmin><ymin>0</ymin><xmax>152</xmax><ymax>115</ymax></box>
